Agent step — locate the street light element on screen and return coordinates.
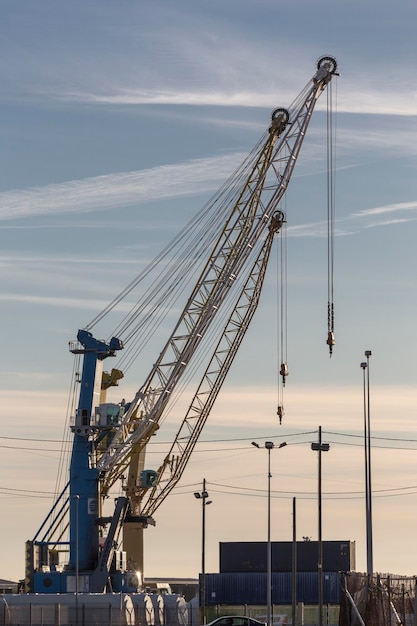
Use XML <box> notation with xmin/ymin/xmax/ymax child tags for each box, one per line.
<box><xmin>361</xmin><ymin>350</ymin><xmax>373</xmax><ymax>576</ymax></box>
<box><xmin>311</xmin><ymin>427</ymin><xmax>330</xmax><ymax>626</ymax></box>
<box><xmin>251</xmin><ymin>440</ymin><xmax>287</xmax><ymax>626</ymax></box>
<box><xmin>194</xmin><ymin>479</ymin><xmax>212</xmax><ymax>625</ymax></box>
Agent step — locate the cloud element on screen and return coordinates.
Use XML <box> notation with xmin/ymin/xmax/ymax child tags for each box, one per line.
<box><xmin>287</xmin><ymin>199</ymin><xmax>417</xmax><ymax>238</ymax></box>
<box><xmin>353</xmin><ymin>200</ymin><xmax>417</xmax><ymax>218</ymax></box>
<box><xmin>3</xmin><ymin>5</ymin><xmax>417</xmax><ymax>118</ymax></box>
<box><xmin>0</xmin><ymin>292</ymin><xmax>110</xmax><ymax>311</ymax></box>
<box><xmin>343</xmin><ymin>201</ymin><xmax>417</xmax><ymax>233</ymax></box>
<box><xmin>63</xmin><ymin>84</ymin><xmax>417</xmax><ymax>118</ymax></box>
<box><xmin>1</xmin><ymin>150</ymin><xmax>416</xmax><ymax>241</ymax></box>
<box><xmin>0</xmin><ymin>154</ymin><xmax>244</xmax><ymax>221</ymax></box>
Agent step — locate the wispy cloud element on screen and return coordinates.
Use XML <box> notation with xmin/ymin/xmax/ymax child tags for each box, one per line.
<box><xmin>0</xmin><ymin>292</ymin><xmax>109</xmax><ymax>311</ymax></box>
<box><xmin>353</xmin><ymin>200</ymin><xmax>417</xmax><ymax>218</ymax></box>
<box><xmin>65</xmin><ymin>84</ymin><xmax>417</xmax><ymax>118</ymax></box>
<box><xmin>2</xmin><ymin>4</ymin><xmax>417</xmax><ymax>118</ymax></box>
<box><xmin>288</xmin><ymin>200</ymin><xmax>417</xmax><ymax>238</ymax></box>
<box><xmin>30</xmin><ymin>62</ymin><xmax>417</xmax><ymax>117</ymax></box>
<box><xmin>0</xmin><ymin>154</ymin><xmax>244</xmax><ymax>221</ymax></box>
<box><xmin>1</xmin><ymin>151</ymin><xmax>416</xmax><ymax>238</ymax></box>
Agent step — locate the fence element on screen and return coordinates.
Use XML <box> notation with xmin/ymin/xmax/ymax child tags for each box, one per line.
<box><xmin>189</xmin><ymin>603</ymin><xmax>340</xmax><ymax>625</ymax></box>
<box><xmin>0</xmin><ymin>594</ymin><xmax>188</xmax><ymax>626</ymax></box>
<box><xmin>339</xmin><ymin>572</ymin><xmax>417</xmax><ymax>626</ymax></box>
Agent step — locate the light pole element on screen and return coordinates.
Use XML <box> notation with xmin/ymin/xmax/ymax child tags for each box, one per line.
<box><xmin>194</xmin><ymin>479</ymin><xmax>212</xmax><ymax>625</ymax></box>
<box><xmin>252</xmin><ymin>440</ymin><xmax>287</xmax><ymax>626</ymax></box>
<box><xmin>361</xmin><ymin>350</ymin><xmax>373</xmax><ymax>577</ymax></box>
<box><xmin>311</xmin><ymin>427</ymin><xmax>330</xmax><ymax>626</ymax></box>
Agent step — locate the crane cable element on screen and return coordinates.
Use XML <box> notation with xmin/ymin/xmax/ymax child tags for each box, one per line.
<box><xmin>326</xmin><ymin>79</ymin><xmax>337</xmax><ymax>357</ymax></box>
<box><xmin>82</xmin><ymin>72</ymin><xmax>335</xmax><ymax>373</ymax></box>
<box><xmin>276</xmin><ymin>194</ymin><xmax>288</xmax><ymax>425</ymax></box>
<box><xmin>54</xmin><ymin>353</ymin><xmax>80</xmax><ymax>504</ymax></box>
<box><xmin>83</xmin><ymin>131</ymin><xmax>270</xmax><ymax>371</ymax></box>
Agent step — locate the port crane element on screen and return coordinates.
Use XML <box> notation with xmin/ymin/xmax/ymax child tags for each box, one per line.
<box><xmin>26</xmin><ymin>56</ymin><xmax>338</xmax><ymax>595</ymax></box>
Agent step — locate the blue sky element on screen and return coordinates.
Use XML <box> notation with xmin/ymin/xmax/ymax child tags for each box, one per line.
<box><xmin>1</xmin><ymin>0</ymin><xmax>417</xmax><ymax>584</ymax></box>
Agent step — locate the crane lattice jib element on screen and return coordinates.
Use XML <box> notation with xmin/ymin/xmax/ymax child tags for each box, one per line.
<box><xmin>97</xmin><ymin>57</ymin><xmax>337</xmax><ymax>478</ymax></box>
<box><xmin>139</xmin><ymin>212</ymin><xmax>284</xmax><ymax>516</ymax></box>
<box><xmin>102</xmin><ymin>211</ymin><xmax>283</xmax><ymax>497</ymax></box>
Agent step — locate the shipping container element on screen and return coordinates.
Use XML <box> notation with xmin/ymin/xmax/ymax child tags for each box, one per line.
<box><xmin>204</xmin><ymin>572</ymin><xmax>341</xmax><ymax>606</ymax></box>
<box><xmin>219</xmin><ymin>540</ymin><xmax>355</xmax><ymax>573</ymax></box>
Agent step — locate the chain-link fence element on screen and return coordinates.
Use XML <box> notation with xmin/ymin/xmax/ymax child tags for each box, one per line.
<box><xmin>339</xmin><ymin>572</ymin><xmax>416</xmax><ymax>626</ymax></box>
<box><xmin>193</xmin><ymin>603</ymin><xmax>340</xmax><ymax>625</ymax></box>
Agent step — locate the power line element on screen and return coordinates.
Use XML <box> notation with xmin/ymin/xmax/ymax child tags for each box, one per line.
<box><xmin>2</xmin><ymin>429</ymin><xmax>417</xmax><ymax>447</ymax></box>
<box><xmin>5</xmin><ymin>474</ymin><xmax>417</xmax><ymax>502</ymax></box>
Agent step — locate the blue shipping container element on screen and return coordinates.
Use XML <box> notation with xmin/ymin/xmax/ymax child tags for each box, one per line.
<box><xmin>220</xmin><ymin>541</ymin><xmax>355</xmax><ymax>573</ymax></box>
<box><xmin>204</xmin><ymin>572</ymin><xmax>341</xmax><ymax>606</ymax></box>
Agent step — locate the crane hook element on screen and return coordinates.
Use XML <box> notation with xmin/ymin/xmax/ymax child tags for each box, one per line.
<box><xmin>277</xmin><ymin>405</ymin><xmax>284</xmax><ymax>425</ymax></box>
<box><xmin>280</xmin><ymin>362</ymin><xmax>289</xmax><ymax>386</ymax></box>
<box><xmin>326</xmin><ymin>331</ymin><xmax>336</xmax><ymax>357</ymax></box>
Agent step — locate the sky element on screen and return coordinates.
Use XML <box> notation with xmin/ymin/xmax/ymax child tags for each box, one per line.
<box><xmin>1</xmin><ymin>0</ymin><xmax>417</xmax><ymax>586</ymax></box>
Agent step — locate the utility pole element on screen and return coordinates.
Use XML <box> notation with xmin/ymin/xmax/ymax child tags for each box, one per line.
<box><xmin>361</xmin><ymin>350</ymin><xmax>373</xmax><ymax>577</ymax></box>
<box><xmin>194</xmin><ymin>479</ymin><xmax>212</xmax><ymax>625</ymax></box>
<box><xmin>252</xmin><ymin>440</ymin><xmax>287</xmax><ymax>626</ymax></box>
<box><xmin>311</xmin><ymin>427</ymin><xmax>330</xmax><ymax>626</ymax></box>
<box><xmin>292</xmin><ymin>497</ymin><xmax>297</xmax><ymax>626</ymax></box>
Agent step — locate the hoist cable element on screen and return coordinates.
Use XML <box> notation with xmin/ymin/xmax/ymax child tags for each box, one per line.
<box><xmin>275</xmin><ymin>239</ymin><xmax>281</xmax><ymax>414</ymax></box>
<box><xmin>282</xmin><ymin>216</ymin><xmax>288</xmax><ymax>366</ymax></box>
<box><xmin>112</xmin><ymin>131</ymin><xmax>276</xmax><ymax>372</ymax></box>
<box><xmin>327</xmin><ymin>83</ymin><xmax>334</xmax><ymax>308</ymax></box>
<box><xmin>280</xmin><ymin>218</ymin><xmax>288</xmax><ymax>422</ymax></box>
<box><xmin>84</xmin><ymin>131</ymin><xmax>270</xmax><ymax>378</ymax></box>
<box><xmin>326</xmin><ymin>80</ymin><xmax>337</xmax><ymax>355</ymax></box>
<box><xmin>84</xmin><ymin>81</ymin><xmax>315</xmax><ymax>367</ymax></box>
<box><xmin>84</xmin><ymin>132</ymin><xmax>268</xmax><ymax>336</ymax></box>
<box><xmin>54</xmin><ymin>354</ymin><xmax>80</xmax><ymax>501</ymax></box>
<box><xmin>275</xmin><ymin>193</ymin><xmax>287</xmax><ymax>424</ymax></box>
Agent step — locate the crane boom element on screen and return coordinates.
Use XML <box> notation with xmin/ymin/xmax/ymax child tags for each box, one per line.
<box><xmin>140</xmin><ymin>211</ymin><xmax>285</xmax><ymax>517</ymax></box>
<box><xmin>96</xmin><ymin>56</ymin><xmax>338</xmax><ymax>480</ymax></box>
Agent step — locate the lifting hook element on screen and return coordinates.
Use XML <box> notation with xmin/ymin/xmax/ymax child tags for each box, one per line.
<box><xmin>326</xmin><ymin>331</ymin><xmax>336</xmax><ymax>357</ymax></box>
<box><xmin>280</xmin><ymin>362</ymin><xmax>289</xmax><ymax>386</ymax></box>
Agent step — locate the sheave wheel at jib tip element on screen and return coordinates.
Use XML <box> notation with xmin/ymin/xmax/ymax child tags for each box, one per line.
<box><xmin>316</xmin><ymin>56</ymin><xmax>338</xmax><ymax>74</ymax></box>
<box><xmin>270</xmin><ymin>107</ymin><xmax>290</xmax><ymax>123</ymax></box>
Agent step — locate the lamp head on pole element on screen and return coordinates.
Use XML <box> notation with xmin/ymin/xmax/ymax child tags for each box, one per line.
<box><xmin>311</xmin><ymin>442</ymin><xmax>330</xmax><ymax>452</ymax></box>
<box><xmin>365</xmin><ymin>350</ymin><xmax>372</xmax><ymax>358</ymax></box>
<box><xmin>360</xmin><ymin>362</ymin><xmax>367</xmax><ymax>370</ymax></box>
<box><xmin>252</xmin><ymin>440</ymin><xmax>287</xmax><ymax>450</ymax></box>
